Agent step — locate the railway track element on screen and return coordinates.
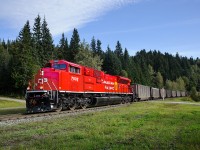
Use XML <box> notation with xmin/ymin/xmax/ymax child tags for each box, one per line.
<box><xmin>0</xmin><ymin>103</ymin><xmax>131</xmax><ymax>126</ymax></box>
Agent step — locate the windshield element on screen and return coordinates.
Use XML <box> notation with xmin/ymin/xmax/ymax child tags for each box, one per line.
<box><xmin>53</xmin><ymin>64</ymin><xmax>67</xmax><ymax>70</ymax></box>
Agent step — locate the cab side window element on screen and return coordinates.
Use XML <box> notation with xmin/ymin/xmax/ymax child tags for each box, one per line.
<box><xmin>69</xmin><ymin>66</ymin><xmax>80</xmax><ymax>74</ymax></box>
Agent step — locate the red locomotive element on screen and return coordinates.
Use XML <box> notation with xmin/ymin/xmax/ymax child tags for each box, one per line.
<box><xmin>26</xmin><ymin>60</ymin><xmax>133</xmax><ymax>113</ymax></box>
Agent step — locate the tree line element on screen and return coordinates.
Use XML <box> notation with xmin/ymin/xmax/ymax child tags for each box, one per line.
<box><xmin>0</xmin><ymin>15</ymin><xmax>200</xmax><ymax>99</ymax></box>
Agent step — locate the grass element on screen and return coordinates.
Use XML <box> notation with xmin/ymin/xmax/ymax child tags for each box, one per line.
<box><xmin>164</xmin><ymin>97</ymin><xmax>195</xmax><ymax>102</ymax></box>
<box><xmin>0</xmin><ymin>97</ymin><xmax>200</xmax><ymax>149</ymax></box>
<box><xmin>0</xmin><ymin>108</ymin><xmax>26</xmax><ymax>115</ymax></box>
<box><xmin>0</xmin><ymin>93</ymin><xmax>25</xmax><ymax>99</ymax></box>
<box><xmin>0</xmin><ymin>100</ymin><xmax>25</xmax><ymax>109</ymax></box>
<box><xmin>0</xmin><ymin>100</ymin><xmax>25</xmax><ymax>115</ymax></box>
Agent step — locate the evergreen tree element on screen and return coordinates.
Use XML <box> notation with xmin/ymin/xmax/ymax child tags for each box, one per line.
<box><xmin>134</xmin><ymin>49</ymin><xmax>148</xmax><ymax>85</ymax></box>
<box><xmin>11</xmin><ymin>21</ymin><xmax>35</xmax><ymax>92</ymax></box>
<box><xmin>114</xmin><ymin>41</ymin><xmax>123</xmax><ymax>58</ymax></box>
<box><xmin>1</xmin><ymin>39</ymin><xmax>6</xmax><ymax>49</ymax></box>
<box><xmin>53</xmin><ymin>45</ymin><xmax>59</xmax><ymax>59</ymax></box>
<box><xmin>64</xmin><ymin>37</ymin><xmax>69</xmax><ymax>60</ymax></box>
<box><xmin>102</xmin><ymin>46</ymin><xmax>112</xmax><ymax>73</ymax></box>
<box><xmin>0</xmin><ymin>43</ymin><xmax>12</xmax><ymax>92</ymax></box>
<box><xmin>128</xmin><ymin>57</ymin><xmax>140</xmax><ymax>83</ymax></box>
<box><xmin>103</xmin><ymin>46</ymin><xmax>122</xmax><ymax>75</ymax></box>
<box><xmin>57</xmin><ymin>33</ymin><xmax>66</xmax><ymax>59</ymax></box>
<box><xmin>69</xmin><ymin>28</ymin><xmax>80</xmax><ymax>62</ymax></box>
<box><xmin>56</xmin><ymin>35</ymin><xmax>69</xmax><ymax>60</ymax></box>
<box><xmin>41</xmin><ymin>17</ymin><xmax>54</xmax><ymax>65</ymax></box>
<box><xmin>32</xmin><ymin>15</ymin><xmax>42</xmax><ymax>65</ymax></box>
<box><xmin>114</xmin><ymin>41</ymin><xmax>123</xmax><ymax>66</ymax></box>
<box><xmin>90</xmin><ymin>36</ymin><xmax>96</xmax><ymax>54</ymax></box>
<box><xmin>96</xmin><ymin>39</ymin><xmax>104</xmax><ymax>58</ymax></box>
<box><xmin>123</xmin><ymin>48</ymin><xmax>130</xmax><ymax>71</ymax></box>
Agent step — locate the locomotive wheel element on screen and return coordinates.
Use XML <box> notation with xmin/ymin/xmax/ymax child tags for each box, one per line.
<box><xmin>121</xmin><ymin>98</ymin><xmax>125</xmax><ymax>104</ymax></box>
<box><xmin>68</xmin><ymin>104</ymin><xmax>76</xmax><ymax>110</ymax></box>
<box><xmin>126</xmin><ymin>97</ymin><xmax>131</xmax><ymax>104</ymax></box>
<box><xmin>80</xmin><ymin>104</ymin><xmax>87</xmax><ymax>109</ymax></box>
<box><xmin>56</xmin><ymin>106</ymin><xmax>62</xmax><ymax>112</ymax></box>
<box><xmin>68</xmin><ymin>98</ymin><xmax>77</xmax><ymax>110</ymax></box>
<box><xmin>56</xmin><ymin>100</ymin><xmax>63</xmax><ymax>112</ymax></box>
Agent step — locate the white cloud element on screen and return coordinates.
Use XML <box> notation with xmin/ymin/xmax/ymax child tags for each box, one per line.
<box><xmin>0</xmin><ymin>0</ymin><xmax>135</xmax><ymax>36</ymax></box>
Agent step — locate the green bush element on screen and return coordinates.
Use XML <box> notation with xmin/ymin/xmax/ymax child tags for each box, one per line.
<box><xmin>190</xmin><ymin>87</ymin><xmax>200</xmax><ymax>102</ymax></box>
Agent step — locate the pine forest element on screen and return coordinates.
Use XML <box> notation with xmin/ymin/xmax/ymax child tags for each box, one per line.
<box><xmin>0</xmin><ymin>15</ymin><xmax>200</xmax><ymax>100</ymax></box>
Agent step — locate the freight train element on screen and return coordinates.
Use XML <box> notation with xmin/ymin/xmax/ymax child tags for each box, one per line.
<box><xmin>25</xmin><ymin>60</ymin><xmax>186</xmax><ymax>113</ymax></box>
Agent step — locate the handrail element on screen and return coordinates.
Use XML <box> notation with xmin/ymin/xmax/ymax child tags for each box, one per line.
<box><xmin>51</xmin><ymin>81</ymin><xmax>58</xmax><ymax>104</ymax></box>
<box><xmin>52</xmin><ymin>81</ymin><xmax>58</xmax><ymax>91</ymax></box>
<box><xmin>46</xmin><ymin>81</ymin><xmax>53</xmax><ymax>100</ymax></box>
<box><xmin>51</xmin><ymin>81</ymin><xmax>59</xmax><ymax>104</ymax></box>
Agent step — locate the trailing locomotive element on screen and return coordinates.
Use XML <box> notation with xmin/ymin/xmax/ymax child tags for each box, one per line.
<box><xmin>26</xmin><ymin>60</ymin><xmax>133</xmax><ymax>113</ymax></box>
<box><xmin>26</xmin><ymin>60</ymin><xmax>187</xmax><ymax>113</ymax></box>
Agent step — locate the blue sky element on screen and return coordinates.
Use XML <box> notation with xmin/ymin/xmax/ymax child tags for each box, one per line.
<box><xmin>0</xmin><ymin>0</ymin><xmax>200</xmax><ymax>58</ymax></box>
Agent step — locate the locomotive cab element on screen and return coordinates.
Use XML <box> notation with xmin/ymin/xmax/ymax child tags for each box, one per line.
<box><xmin>26</xmin><ymin>60</ymin><xmax>68</xmax><ymax>113</ymax></box>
